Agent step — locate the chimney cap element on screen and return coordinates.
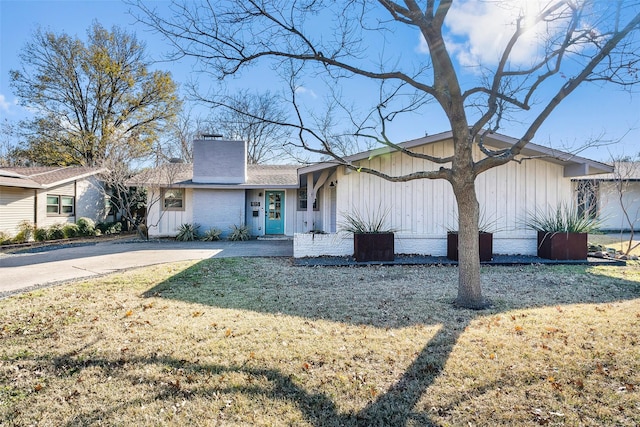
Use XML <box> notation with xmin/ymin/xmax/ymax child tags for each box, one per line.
<box><xmin>200</xmin><ymin>133</ymin><xmax>224</xmax><ymax>139</ymax></box>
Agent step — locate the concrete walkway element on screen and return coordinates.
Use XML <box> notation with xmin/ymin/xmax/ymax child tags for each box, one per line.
<box><xmin>0</xmin><ymin>238</ymin><xmax>292</xmax><ymax>297</ymax></box>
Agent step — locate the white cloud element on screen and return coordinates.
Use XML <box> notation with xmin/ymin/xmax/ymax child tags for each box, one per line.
<box><xmin>295</xmin><ymin>86</ymin><xmax>318</xmax><ymax>99</ymax></box>
<box><xmin>0</xmin><ymin>94</ymin><xmax>16</xmax><ymax>114</ymax></box>
<box><xmin>440</xmin><ymin>0</ymin><xmax>573</xmax><ymax>69</ymax></box>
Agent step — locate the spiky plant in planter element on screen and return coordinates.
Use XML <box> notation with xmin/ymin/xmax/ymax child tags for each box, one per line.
<box><xmin>339</xmin><ymin>206</ymin><xmax>396</xmax><ymax>262</ymax></box>
<box><xmin>526</xmin><ymin>203</ymin><xmax>601</xmax><ymax>260</ymax></box>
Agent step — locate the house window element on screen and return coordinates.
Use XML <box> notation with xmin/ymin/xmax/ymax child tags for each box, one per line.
<box><xmin>298</xmin><ymin>188</ymin><xmax>319</xmax><ymax>211</ymax></box>
<box><xmin>163</xmin><ymin>188</ymin><xmax>184</xmax><ymax>211</ymax></box>
<box><xmin>576</xmin><ymin>180</ymin><xmax>598</xmax><ymax>219</ymax></box>
<box><xmin>46</xmin><ymin>195</ymin><xmax>75</xmax><ymax>216</ymax></box>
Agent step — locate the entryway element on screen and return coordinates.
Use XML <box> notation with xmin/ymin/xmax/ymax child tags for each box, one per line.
<box><xmin>265</xmin><ymin>191</ymin><xmax>285</xmax><ymax>234</ymax></box>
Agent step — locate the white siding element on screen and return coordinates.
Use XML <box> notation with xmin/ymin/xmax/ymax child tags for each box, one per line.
<box><xmin>597</xmin><ymin>182</ymin><xmax>640</xmax><ymax>231</ymax></box>
<box><xmin>146</xmin><ymin>187</ymin><xmax>194</xmax><ymax>237</ymax></box>
<box><xmin>37</xmin><ymin>182</ymin><xmax>76</xmax><ymax>228</ymax></box>
<box><xmin>325</xmin><ymin>138</ymin><xmax>573</xmax><ymax>256</ymax></box>
<box><xmin>75</xmin><ymin>177</ymin><xmax>109</xmax><ymax>223</ymax></box>
<box><xmin>0</xmin><ymin>187</ymin><xmax>35</xmax><ymax>236</ymax></box>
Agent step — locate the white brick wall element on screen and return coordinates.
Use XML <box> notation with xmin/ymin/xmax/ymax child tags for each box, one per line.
<box><xmin>294</xmin><ymin>233</ymin><xmax>353</xmax><ymax>257</ymax></box>
<box><xmin>193</xmin><ymin>189</ymin><xmax>245</xmax><ymax>237</ymax></box>
<box><xmin>294</xmin><ymin>232</ymin><xmax>538</xmax><ymax>258</ymax></box>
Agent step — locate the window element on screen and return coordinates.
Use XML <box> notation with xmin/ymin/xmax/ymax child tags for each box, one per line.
<box><xmin>297</xmin><ymin>188</ymin><xmax>318</xmax><ymax>211</ymax></box>
<box><xmin>46</xmin><ymin>195</ymin><xmax>75</xmax><ymax>216</ymax></box>
<box><xmin>576</xmin><ymin>180</ymin><xmax>598</xmax><ymax>219</ymax></box>
<box><xmin>163</xmin><ymin>188</ymin><xmax>184</xmax><ymax>211</ymax></box>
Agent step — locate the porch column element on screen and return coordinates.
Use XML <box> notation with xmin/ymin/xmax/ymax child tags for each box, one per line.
<box><xmin>306</xmin><ymin>173</ymin><xmax>314</xmax><ymax>232</ymax></box>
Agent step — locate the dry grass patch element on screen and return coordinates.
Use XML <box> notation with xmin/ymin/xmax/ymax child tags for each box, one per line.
<box><xmin>1</xmin><ymin>258</ymin><xmax>639</xmax><ymax>426</ymax></box>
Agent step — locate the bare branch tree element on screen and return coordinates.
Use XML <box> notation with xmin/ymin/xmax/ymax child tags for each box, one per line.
<box><xmin>132</xmin><ymin>0</ymin><xmax>640</xmax><ymax>309</ymax></box>
<box><xmin>609</xmin><ymin>157</ymin><xmax>640</xmax><ymax>255</ymax></box>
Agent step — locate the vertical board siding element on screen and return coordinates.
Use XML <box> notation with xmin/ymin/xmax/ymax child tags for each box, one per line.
<box><xmin>337</xmin><ymin>138</ymin><xmax>572</xmax><ymax>241</ymax></box>
<box><xmin>147</xmin><ymin>187</ymin><xmax>193</xmax><ymax>237</ymax></box>
<box><xmin>0</xmin><ymin>187</ymin><xmax>35</xmax><ymax>236</ymax></box>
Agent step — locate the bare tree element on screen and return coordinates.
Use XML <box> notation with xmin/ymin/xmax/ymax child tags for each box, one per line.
<box><xmin>157</xmin><ymin>106</ymin><xmax>217</xmax><ymax>163</ymax></box>
<box><xmin>0</xmin><ymin>119</ymin><xmax>16</xmax><ymax>167</ymax></box>
<box><xmin>206</xmin><ymin>90</ymin><xmax>293</xmax><ymax>164</ymax></box>
<box><xmin>133</xmin><ymin>0</ymin><xmax>640</xmax><ymax>308</ymax></box>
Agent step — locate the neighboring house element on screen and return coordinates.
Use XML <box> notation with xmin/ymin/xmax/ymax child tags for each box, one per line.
<box><xmin>130</xmin><ymin>131</ymin><xmax>612</xmax><ymax>256</ymax></box>
<box><xmin>0</xmin><ymin>166</ymin><xmax>109</xmax><ymax>237</ymax></box>
<box><xmin>573</xmin><ymin>161</ymin><xmax>640</xmax><ymax>232</ymax></box>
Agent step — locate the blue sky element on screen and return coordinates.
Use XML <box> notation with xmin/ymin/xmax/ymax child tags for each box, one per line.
<box><xmin>1</xmin><ymin>0</ymin><xmax>639</xmax><ymax>162</ymax></box>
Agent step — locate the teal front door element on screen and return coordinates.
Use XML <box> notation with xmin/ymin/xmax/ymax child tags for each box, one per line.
<box><xmin>265</xmin><ymin>191</ymin><xmax>285</xmax><ymax>234</ymax></box>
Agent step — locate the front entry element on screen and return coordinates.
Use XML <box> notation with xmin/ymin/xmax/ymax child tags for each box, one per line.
<box><xmin>265</xmin><ymin>191</ymin><xmax>285</xmax><ymax>234</ymax></box>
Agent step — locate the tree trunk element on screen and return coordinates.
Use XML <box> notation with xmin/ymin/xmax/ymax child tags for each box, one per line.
<box><xmin>451</xmin><ymin>179</ymin><xmax>488</xmax><ymax>309</ymax></box>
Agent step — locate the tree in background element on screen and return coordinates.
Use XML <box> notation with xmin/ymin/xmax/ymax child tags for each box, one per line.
<box><xmin>135</xmin><ymin>0</ymin><xmax>640</xmax><ymax>308</ymax></box>
<box><xmin>10</xmin><ymin>22</ymin><xmax>182</xmax><ymax>167</ymax></box>
<box><xmin>205</xmin><ymin>90</ymin><xmax>292</xmax><ymax>164</ymax></box>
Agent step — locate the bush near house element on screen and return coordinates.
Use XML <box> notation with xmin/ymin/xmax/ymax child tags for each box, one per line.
<box><xmin>201</xmin><ymin>227</ymin><xmax>222</xmax><ymax>241</ymax></box>
<box><xmin>228</xmin><ymin>224</ymin><xmax>250</xmax><ymax>241</ymax></box>
<box><xmin>96</xmin><ymin>221</ymin><xmax>122</xmax><ymax>235</ymax></box>
<box><xmin>176</xmin><ymin>223</ymin><xmax>201</xmax><ymax>241</ymax></box>
<box><xmin>76</xmin><ymin>217</ymin><xmax>97</xmax><ymax>236</ymax></box>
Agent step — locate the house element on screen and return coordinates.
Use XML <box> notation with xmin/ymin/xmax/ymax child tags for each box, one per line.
<box><xmin>130</xmin><ymin>131</ymin><xmax>612</xmax><ymax>256</ymax></box>
<box><xmin>127</xmin><ymin>136</ymin><xmax>303</xmax><ymax>238</ymax></box>
<box><xmin>572</xmin><ymin>161</ymin><xmax>640</xmax><ymax>232</ymax></box>
<box><xmin>294</xmin><ymin>131</ymin><xmax>612</xmax><ymax>258</ymax></box>
<box><xmin>0</xmin><ymin>166</ymin><xmax>109</xmax><ymax>238</ymax></box>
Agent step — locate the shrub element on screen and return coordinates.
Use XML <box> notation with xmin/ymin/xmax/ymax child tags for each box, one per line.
<box><xmin>201</xmin><ymin>227</ymin><xmax>222</xmax><ymax>241</ymax></box>
<box><xmin>47</xmin><ymin>224</ymin><xmax>66</xmax><ymax>240</ymax></box>
<box><xmin>13</xmin><ymin>221</ymin><xmax>35</xmax><ymax>243</ymax></box>
<box><xmin>76</xmin><ymin>217</ymin><xmax>96</xmax><ymax>236</ymax></box>
<box><xmin>34</xmin><ymin>228</ymin><xmax>48</xmax><ymax>242</ymax></box>
<box><xmin>228</xmin><ymin>224</ymin><xmax>250</xmax><ymax>241</ymax></box>
<box><xmin>176</xmin><ymin>223</ymin><xmax>200</xmax><ymax>241</ymax></box>
<box><xmin>62</xmin><ymin>223</ymin><xmax>80</xmax><ymax>238</ymax></box>
<box><xmin>97</xmin><ymin>221</ymin><xmax>122</xmax><ymax>235</ymax></box>
<box><xmin>0</xmin><ymin>231</ymin><xmax>12</xmax><ymax>245</ymax></box>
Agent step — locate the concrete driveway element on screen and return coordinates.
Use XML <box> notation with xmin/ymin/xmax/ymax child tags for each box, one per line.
<box><xmin>0</xmin><ymin>238</ymin><xmax>292</xmax><ymax>297</ymax></box>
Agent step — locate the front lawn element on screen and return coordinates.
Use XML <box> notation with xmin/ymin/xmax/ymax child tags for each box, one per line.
<box><xmin>1</xmin><ymin>259</ymin><xmax>639</xmax><ymax>426</ymax></box>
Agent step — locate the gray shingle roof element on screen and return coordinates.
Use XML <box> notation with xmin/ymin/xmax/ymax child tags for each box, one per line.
<box><xmin>127</xmin><ymin>163</ymin><xmax>300</xmax><ymax>188</ymax></box>
<box><xmin>0</xmin><ymin>166</ymin><xmax>105</xmax><ymax>188</ymax></box>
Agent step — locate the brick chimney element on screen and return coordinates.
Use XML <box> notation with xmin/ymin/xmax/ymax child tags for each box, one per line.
<box><xmin>192</xmin><ymin>135</ymin><xmax>247</xmax><ymax>184</ymax></box>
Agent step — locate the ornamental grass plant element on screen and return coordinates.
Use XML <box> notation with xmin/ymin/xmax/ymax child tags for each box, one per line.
<box><xmin>525</xmin><ymin>202</ymin><xmax>601</xmax><ymax>233</ymax></box>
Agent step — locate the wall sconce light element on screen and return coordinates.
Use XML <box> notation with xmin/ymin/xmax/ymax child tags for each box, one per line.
<box><xmin>329</xmin><ymin>181</ymin><xmax>335</xmax><ymax>188</ymax></box>
<box><xmin>258</xmin><ymin>192</ymin><xmax>263</xmax><ymax>197</ymax></box>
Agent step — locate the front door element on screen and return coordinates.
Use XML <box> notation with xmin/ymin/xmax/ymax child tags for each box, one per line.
<box><xmin>265</xmin><ymin>191</ymin><xmax>285</xmax><ymax>234</ymax></box>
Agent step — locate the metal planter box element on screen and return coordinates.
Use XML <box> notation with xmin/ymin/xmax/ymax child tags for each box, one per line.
<box><xmin>353</xmin><ymin>233</ymin><xmax>395</xmax><ymax>262</ymax></box>
<box><xmin>537</xmin><ymin>231</ymin><xmax>587</xmax><ymax>260</ymax></box>
<box><xmin>447</xmin><ymin>232</ymin><xmax>493</xmax><ymax>262</ymax></box>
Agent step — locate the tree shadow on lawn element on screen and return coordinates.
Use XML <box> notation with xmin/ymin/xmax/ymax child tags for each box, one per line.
<box><xmin>134</xmin><ymin>259</ymin><xmax>640</xmax><ymax>425</ymax></box>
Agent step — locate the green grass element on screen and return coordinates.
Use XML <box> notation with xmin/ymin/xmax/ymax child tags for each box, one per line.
<box><xmin>1</xmin><ymin>259</ymin><xmax>639</xmax><ymax>426</ymax></box>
